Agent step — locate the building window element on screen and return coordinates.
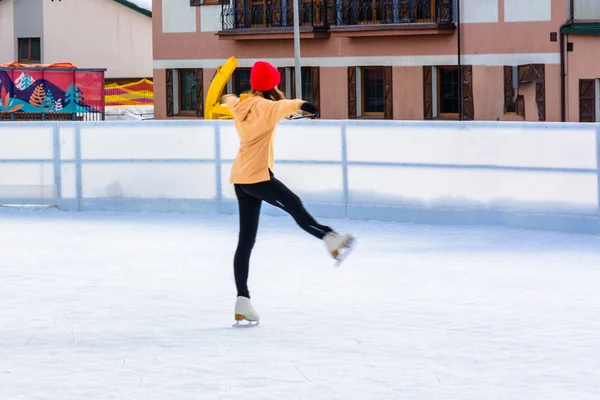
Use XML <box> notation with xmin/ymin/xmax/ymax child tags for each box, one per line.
<box><xmin>348</xmin><ymin>66</ymin><xmax>392</xmax><ymax>119</ymax></box>
<box><xmin>424</xmin><ymin>65</ymin><xmax>473</xmax><ymax>120</ymax></box>
<box><xmin>361</xmin><ymin>67</ymin><xmax>385</xmax><ymax>116</ymax></box>
<box><xmin>18</xmin><ymin>38</ymin><xmax>41</xmax><ymax>63</ymax></box>
<box><xmin>178</xmin><ymin>69</ymin><xmax>198</xmax><ymax>114</ymax></box>
<box><xmin>278</xmin><ymin>67</ymin><xmax>320</xmax><ymax>115</ymax></box>
<box><xmin>228</xmin><ymin>68</ymin><xmax>251</xmax><ymax>95</ymax></box>
<box><xmin>288</xmin><ymin>68</ymin><xmax>314</xmax><ymax>103</ymax></box>
<box><xmin>437</xmin><ymin>66</ymin><xmax>459</xmax><ymax>117</ymax></box>
<box><xmin>166</xmin><ymin>68</ymin><xmax>203</xmax><ymax>117</ymax></box>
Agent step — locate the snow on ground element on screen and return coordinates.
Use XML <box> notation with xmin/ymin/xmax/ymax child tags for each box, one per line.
<box><xmin>1</xmin><ymin>208</ymin><xmax>600</xmax><ymax>399</ymax></box>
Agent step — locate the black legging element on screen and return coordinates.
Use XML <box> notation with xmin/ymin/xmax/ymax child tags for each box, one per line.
<box><xmin>233</xmin><ymin>171</ymin><xmax>333</xmax><ymax>298</ymax></box>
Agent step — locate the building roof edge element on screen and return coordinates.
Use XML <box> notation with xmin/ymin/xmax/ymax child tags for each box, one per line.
<box><xmin>113</xmin><ymin>0</ymin><xmax>152</xmax><ymax>18</ymax></box>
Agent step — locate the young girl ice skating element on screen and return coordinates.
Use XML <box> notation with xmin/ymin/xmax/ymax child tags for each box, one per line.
<box><xmin>222</xmin><ymin>60</ymin><xmax>355</xmax><ymax>326</ymax></box>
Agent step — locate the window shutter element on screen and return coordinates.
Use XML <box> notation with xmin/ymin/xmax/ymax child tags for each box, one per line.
<box><xmin>166</xmin><ymin>69</ymin><xmax>174</xmax><ymax>117</ymax></box>
<box><xmin>423</xmin><ymin>66</ymin><xmax>432</xmax><ymax>120</ymax></box>
<box><xmin>195</xmin><ymin>68</ymin><xmax>204</xmax><ymax>117</ymax></box>
<box><xmin>504</xmin><ymin>66</ymin><xmax>514</xmax><ymax>112</ymax></box>
<box><xmin>461</xmin><ymin>65</ymin><xmax>474</xmax><ymax>120</ymax></box>
<box><xmin>311</xmin><ymin>67</ymin><xmax>321</xmax><ymax>116</ymax></box>
<box><xmin>383</xmin><ymin>66</ymin><xmax>393</xmax><ymax>119</ymax></box>
<box><xmin>348</xmin><ymin>67</ymin><xmax>356</xmax><ymax>119</ymax></box>
<box><xmin>278</xmin><ymin>67</ymin><xmax>286</xmax><ymax>95</ymax></box>
<box><xmin>518</xmin><ymin>65</ymin><xmax>536</xmax><ymax>83</ymax></box>
<box><xmin>579</xmin><ymin>79</ymin><xmax>596</xmax><ymax>122</ymax></box>
<box><xmin>518</xmin><ymin>64</ymin><xmax>546</xmax><ymax>121</ymax></box>
<box><xmin>516</xmin><ymin>95</ymin><xmax>525</xmax><ymax>118</ymax></box>
<box><xmin>533</xmin><ymin>64</ymin><xmax>545</xmax><ymax>121</ymax></box>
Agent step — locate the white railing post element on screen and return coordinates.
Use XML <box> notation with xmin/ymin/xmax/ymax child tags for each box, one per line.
<box><xmin>596</xmin><ymin>125</ymin><xmax>600</xmax><ymax>208</ymax></box>
<box><xmin>52</xmin><ymin>124</ymin><xmax>62</xmax><ymax>205</ymax></box>
<box><xmin>214</xmin><ymin>123</ymin><xmax>223</xmax><ymax>213</ymax></box>
<box><xmin>341</xmin><ymin>122</ymin><xmax>349</xmax><ymax>218</ymax></box>
<box><xmin>75</xmin><ymin>125</ymin><xmax>82</xmax><ymax>211</ymax></box>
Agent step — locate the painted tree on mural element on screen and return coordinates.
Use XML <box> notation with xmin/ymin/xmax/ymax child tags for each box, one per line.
<box><xmin>15</xmin><ymin>72</ymin><xmax>35</xmax><ymax>90</ymax></box>
<box><xmin>64</xmin><ymin>83</ymin><xmax>84</xmax><ymax>106</ymax></box>
<box><xmin>55</xmin><ymin>99</ymin><xmax>63</xmax><ymax>111</ymax></box>
<box><xmin>29</xmin><ymin>84</ymin><xmax>46</xmax><ymax>108</ymax></box>
<box><xmin>42</xmin><ymin>89</ymin><xmax>56</xmax><ymax>111</ymax></box>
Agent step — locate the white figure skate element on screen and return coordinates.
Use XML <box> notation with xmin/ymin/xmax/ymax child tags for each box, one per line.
<box><xmin>233</xmin><ymin>296</ymin><xmax>260</xmax><ymax>328</ymax></box>
<box><xmin>324</xmin><ymin>232</ymin><xmax>356</xmax><ymax>266</ymax></box>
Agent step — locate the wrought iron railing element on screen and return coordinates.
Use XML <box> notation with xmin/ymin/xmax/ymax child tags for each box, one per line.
<box><xmin>220</xmin><ymin>0</ymin><xmax>453</xmax><ymax>30</ymax></box>
<box><xmin>221</xmin><ymin>0</ymin><xmax>329</xmax><ymax>30</ymax></box>
<box><xmin>335</xmin><ymin>0</ymin><xmax>453</xmax><ymax>25</ymax></box>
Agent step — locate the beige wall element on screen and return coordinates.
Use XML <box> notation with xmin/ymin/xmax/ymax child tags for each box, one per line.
<box><xmin>320</xmin><ymin>67</ymin><xmax>348</xmax><ymax>119</ymax></box>
<box><xmin>0</xmin><ymin>0</ymin><xmax>15</xmax><ymax>64</ymax></box>
<box><xmin>43</xmin><ymin>0</ymin><xmax>152</xmax><ymax>78</ymax></box>
<box><xmin>566</xmin><ymin>35</ymin><xmax>600</xmax><ymax>122</ymax></box>
<box><xmin>393</xmin><ymin>67</ymin><xmax>423</xmax><ymax>120</ymax></box>
<box><xmin>154</xmin><ymin>69</ymin><xmax>166</xmax><ymax>119</ymax></box>
<box><xmin>473</xmin><ymin>66</ymin><xmax>504</xmax><ymax>121</ymax></box>
<box><xmin>522</xmin><ymin>84</ymin><xmax>539</xmax><ymax>121</ymax></box>
<box><xmin>545</xmin><ymin>63</ymin><xmax>561</xmax><ymax>122</ymax></box>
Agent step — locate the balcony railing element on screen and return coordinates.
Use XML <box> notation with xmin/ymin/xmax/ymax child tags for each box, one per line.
<box><xmin>221</xmin><ymin>0</ymin><xmax>328</xmax><ymax>30</ymax></box>
<box><xmin>220</xmin><ymin>0</ymin><xmax>454</xmax><ymax>31</ymax></box>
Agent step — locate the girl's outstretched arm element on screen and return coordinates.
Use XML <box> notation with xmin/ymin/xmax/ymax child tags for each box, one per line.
<box><xmin>263</xmin><ymin>99</ymin><xmax>306</xmax><ymax>125</ymax></box>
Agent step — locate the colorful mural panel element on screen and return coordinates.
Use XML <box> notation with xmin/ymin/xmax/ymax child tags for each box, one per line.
<box><xmin>105</xmin><ymin>78</ymin><xmax>154</xmax><ymax>107</ymax></box>
<box><xmin>0</xmin><ymin>64</ymin><xmax>105</xmax><ymax>115</ymax></box>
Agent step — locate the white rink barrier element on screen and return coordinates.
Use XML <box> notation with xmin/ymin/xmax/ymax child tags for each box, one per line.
<box><xmin>1</xmin><ymin>119</ymin><xmax>600</xmax><ymax>234</ymax></box>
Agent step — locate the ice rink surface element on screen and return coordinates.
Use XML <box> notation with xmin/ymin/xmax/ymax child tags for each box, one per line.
<box><xmin>1</xmin><ymin>208</ymin><xmax>600</xmax><ymax>399</ymax></box>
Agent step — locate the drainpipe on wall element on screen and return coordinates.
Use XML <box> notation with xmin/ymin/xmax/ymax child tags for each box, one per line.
<box><xmin>560</xmin><ymin>0</ymin><xmax>575</xmax><ymax>122</ymax></box>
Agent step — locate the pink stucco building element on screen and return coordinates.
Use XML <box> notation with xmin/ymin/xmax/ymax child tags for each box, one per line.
<box><xmin>152</xmin><ymin>0</ymin><xmax>600</xmax><ymax>122</ymax></box>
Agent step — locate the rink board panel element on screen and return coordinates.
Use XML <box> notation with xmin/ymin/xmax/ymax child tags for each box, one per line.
<box><xmin>0</xmin><ymin>120</ymin><xmax>599</xmax><ymax>234</ymax></box>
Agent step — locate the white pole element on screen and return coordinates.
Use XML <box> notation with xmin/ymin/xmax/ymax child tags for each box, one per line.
<box><xmin>293</xmin><ymin>0</ymin><xmax>302</xmax><ymax>100</ymax></box>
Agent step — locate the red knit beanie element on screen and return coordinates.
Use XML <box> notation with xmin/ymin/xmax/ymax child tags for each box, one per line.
<box><xmin>250</xmin><ymin>61</ymin><xmax>280</xmax><ymax>91</ymax></box>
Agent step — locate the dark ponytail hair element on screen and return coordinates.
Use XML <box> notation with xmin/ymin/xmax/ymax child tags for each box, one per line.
<box><xmin>252</xmin><ymin>87</ymin><xmax>286</xmax><ymax>101</ymax></box>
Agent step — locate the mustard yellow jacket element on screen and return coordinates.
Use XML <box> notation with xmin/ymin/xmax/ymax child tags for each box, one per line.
<box><xmin>223</xmin><ymin>94</ymin><xmax>304</xmax><ymax>184</ymax></box>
